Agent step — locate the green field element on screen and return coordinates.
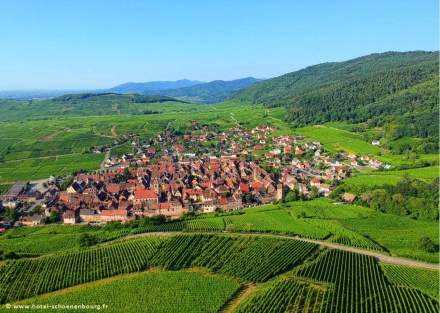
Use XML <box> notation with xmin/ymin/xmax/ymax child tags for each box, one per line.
<box><xmin>0</xmin><ymin>102</ymin><xmax>289</xmax><ymax>182</ymax></box>
<box><xmin>295</xmin><ymin>124</ymin><xmax>381</xmax><ymax>155</ymax></box>
<box><xmin>381</xmin><ymin>264</ymin><xmax>439</xmax><ymax>300</ymax></box>
<box><xmin>9</xmin><ymin>270</ymin><xmax>240</xmax><ymax>313</ymax></box>
<box><xmin>342</xmin><ymin>165</ymin><xmax>439</xmax><ymax>188</ymax></box>
<box><xmin>0</xmin><ymin>233</ymin><xmax>437</xmax><ymax>312</ymax></box>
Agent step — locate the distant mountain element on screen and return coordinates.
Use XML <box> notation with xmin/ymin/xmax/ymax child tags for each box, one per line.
<box><xmin>232</xmin><ymin>51</ymin><xmax>439</xmax><ymax>151</ymax></box>
<box><xmin>146</xmin><ymin>77</ymin><xmax>261</xmax><ymax>103</ymax></box>
<box><xmin>110</xmin><ymin>79</ymin><xmax>203</xmax><ymax>94</ymax></box>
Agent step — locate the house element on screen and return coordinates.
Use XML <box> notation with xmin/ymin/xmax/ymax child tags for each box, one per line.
<box><xmin>63</xmin><ymin>210</ymin><xmax>77</xmax><ymax>224</ymax></box>
<box><xmin>342</xmin><ymin>192</ymin><xmax>357</xmax><ymax>203</ymax></box>
<box><xmin>371</xmin><ymin>140</ymin><xmax>380</xmax><ymax>146</ymax></box>
<box><xmin>21</xmin><ymin>215</ymin><xmax>44</xmax><ymax>226</ymax></box>
<box><xmin>134</xmin><ymin>187</ymin><xmax>158</xmax><ymax>206</ymax></box>
<box><xmin>99</xmin><ymin>209</ymin><xmax>129</xmax><ymax>222</ymax></box>
<box><xmin>79</xmin><ymin>209</ymin><xmax>98</xmax><ymax>223</ymax></box>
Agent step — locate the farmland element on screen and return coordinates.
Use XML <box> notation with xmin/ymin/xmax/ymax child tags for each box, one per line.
<box><xmin>11</xmin><ymin>270</ymin><xmax>240</xmax><ymax>313</ymax></box>
<box><xmin>0</xmin><ymin>233</ymin><xmax>437</xmax><ymax>313</ymax></box>
<box><xmin>381</xmin><ymin>264</ymin><xmax>439</xmax><ymax>300</ymax></box>
<box><xmin>1</xmin><ymin>198</ymin><xmax>437</xmax><ymax>263</ymax></box>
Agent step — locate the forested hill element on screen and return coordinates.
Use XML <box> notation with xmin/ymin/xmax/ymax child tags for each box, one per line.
<box><xmin>0</xmin><ymin>93</ymin><xmax>188</xmax><ymax>121</ymax></box>
<box><xmin>232</xmin><ymin>51</ymin><xmax>439</xmax><ymax>145</ymax></box>
<box><xmin>144</xmin><ymin>77</ymin><xmax>261</xmax><ymax>103</ymax></box>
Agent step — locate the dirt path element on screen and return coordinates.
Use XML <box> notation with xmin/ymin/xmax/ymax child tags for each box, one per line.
<box><xmin>111</xmin><ymin>125</ymin><xmax>117</xmax><ymax>137</ymax></box>
<box><xmin>219</xmin><ymin>284</ymin><xmax>256</xmax><ymax>313</ymax></box>
<box><xmin>294</xmin><ymin>236</ymin><xmax>439</xmax><ymax>271</ymax></box>
<box><xmin>123</xmin><ymin>231</ymin><xmax>439</xmax><ymax>271</ymax></box>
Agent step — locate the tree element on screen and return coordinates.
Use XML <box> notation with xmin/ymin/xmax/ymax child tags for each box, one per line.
<box><xmin>79</xmin><ymin>233</ymin><xmax>99</xmax><ymax>247</ymax></box>
<box><xmin>284</xmin><ymin>189</ymin><xmax>299</xmax><ymax>202</ymax></box>
<box><xmin>309</xmin><ymin>186</ymin><xmax>319</xmax><ymax>199</ymax></box>
<box><xmin>48</xmin><ymin>211</ymin><xmax>59</xmax><ymax>223</ymax></box>
<box><xmin>418</xmin><ymin>236</ymin><xmax>438</xmax><ymax>253</ymax></box>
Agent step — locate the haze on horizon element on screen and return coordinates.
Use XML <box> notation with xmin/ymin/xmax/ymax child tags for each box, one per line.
<box><xmin>0</xmin><ymin>0</ymin><xmax>437</xmax><ymax>90</ymax></box>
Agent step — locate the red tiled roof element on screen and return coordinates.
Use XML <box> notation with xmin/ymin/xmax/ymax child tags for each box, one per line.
<box><xmin>106</xmin><ymin>183</ymin><xmax>120</xmax><ymax>194</ymax></box>
<box><xmin>100</xmin><ymin>209</ymin><xmax>127</xmax><ymax>216</ymax></box>
<box><xmin>251</xmin><ymin>181</ymin><xmax>264</xmax><ymax>190</ymax></box>
<box><xmin>159</xmin><ymin>202</ymin><xmax>171</xmax><ymax>210</ymax></box>
<box><xmin>134</xmin><ymin>187</ymin><xmax>157</xmax><ymax>200</ymax></box>
<box><xmin>239</xmin><ymin>183</ymin><xmax>250</xmax><ymax>193</ymax></box>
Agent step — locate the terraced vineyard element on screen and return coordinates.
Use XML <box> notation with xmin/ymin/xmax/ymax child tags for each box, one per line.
<box><xmin>296</xmin><ymin>250</ymin><xmax>438</xmax><ymax>313</ymax></box>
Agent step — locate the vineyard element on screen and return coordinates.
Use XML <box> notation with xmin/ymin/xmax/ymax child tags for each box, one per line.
<box><xmin>236</xmin><ymin>278</ymin><xmax>329</xmax><ymax>313</ymax></box>
<box><xmin>381</xmin><ymin>264</ymin><xmax>439</xmax><ymax>300</ymax></box>
<box><xmin>151</xmin><ymin>234</ymin><xmax>317</xmax><ymax>282</ymax></box>
<box><xmin>0</xmin><ymin>237</ymin><xmax>162</xmax><ymax>303</ymax></box>
<box><xmin>0</xmin><ymin>232</ymin><xmax>438</xmax><ymax>312</ymax></box>
<box><xmin>295</xmin><ymin>249</ymin><xmax>438</xmax><ymax>313</ymax></box>
<box><xmin>11</xmin><ymin>270</ymin><xmax>240</xmax><ymax>313</ymax></box>
<box><xmin>0</xmin><ymin>234</ymin><xmax>316</xmax><ymax>304</ymax></box>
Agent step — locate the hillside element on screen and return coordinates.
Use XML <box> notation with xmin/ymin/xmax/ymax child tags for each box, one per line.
<box><xmin>0</xmin><ymin>93</ymin><xmax>190</xmax><ymax>121</ymax></box>
<box><xmin>110</xmin><ymin>79</ymin><xmax>203</xmax><ymax>93</ymax></box>
<box><xmin>144</xmin><ymin>77</ymin><xmax>261</xmax><ymax>103</ymax></box>
<box><xmin>232</xmin><ymin>51</ymin><xmax>439</xmax><ymax>150</ymax></box>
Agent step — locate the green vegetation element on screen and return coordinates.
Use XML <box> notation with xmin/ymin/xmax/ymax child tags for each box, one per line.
<box><xmin>381</xmin><ymin>264</ymin><xmax>439</xmax><ymax>300</ymax></box>
<box><xmin>0</xmin><ymin>225</ymin><xmax>131</xmax><ymax>256</ymax></box>
<box><xmin>145</xmin><ymin>77</ymin><xmax>260</xmax><ymax>103</ymax></box>
<box><xmin>296</xmin><ymin>124</ymin><xmax>381</xmax><ymax>155</ymax></box>
<box><xmin>341</xmin><ymin>214</ymin><xmax>439</xmax><ymax>263</ymax></box>
<box><xmin>0</xmin><ymin>237</ymin><xmax>162</xmax><ymax>303</ymax></box>
<box><xmin>233</xmin><ymin>51</ymin><xmax>439</xmax><ymax>152</ymax></box>
<box><xmin>151</xmin><ymin>235</ymin><xmax>316</xmax><ymax>282</ymax></box>
<box><xmin>296</xmin><ymin>249</ymin><xmax>438</xmax><ymax>313</ymax></box>
<box><xmin>333</xmin><ymin>175</ymin><xmax>439</xmax><ymax>220</ymax></box>
<box><xmin>0</xmin><ymin>234</ymin><xmax>315</xmax><ymax>303</ymax></box>
<box><xmin>236</xmin><ymin>277</ymin><xmax>328</xmax><ymax>313</ymax></box>
<box><xmin>0</xmin><ymin>93</ymin><xmax>193</xmax><ymax>121</ymax></box>
<box><xmin>339</xmin><ymin>165</ymin><xmax>439</xmax><ymax>188</ymax></box>
<box><xmin>11</xmin><ymin>270</ymin><xmax>240</xmax><ymax>313</ymax></box>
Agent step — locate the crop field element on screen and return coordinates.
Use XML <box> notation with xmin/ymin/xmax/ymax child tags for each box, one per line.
<box><xmin>223</xmin><ymin>208</ymin><xmax>330</xmax><ymax>239</ymax></box>
<box><xmin>0</xmin><ymin>236</ymin><xmax>163</xmax><ymax>303</ymax></box>
<box><xmin>236</xmin><ymin>277</ymin><xmax>328</xmax><ymax>313</ymax></box>
<box><xmin>0</xmin><ymin>223</ymin><xmax>132</xmax><ymax>256</ymax></box>
<box><xmin>296</xmin><ymin>249</ymin><xmax>438</xmax><ymax>313</ymax></box>
<box><xmin>0</xmin><ymin>102</ymin><xmax>289</xmax><ymax>182</ymax></box>
<box><xmin>287</xmin><ymin>198</ymin><xmax>375</xmax><ymax>219</ymax></box>
<box><xmin>0</xmin><ymin>154</ymin><xmax>103</xmax><ymax>183</ymax></box>
<box><xmin>381</xmin><ymin>264</ymin><xmax>439</xmax><ymax>300</ymax></box>
<box><xmin>151</xmin><ymin>234</ymin><xmax>316</xmax><ymax>282</ymax></box>
<box><xmin>342</xmin><ymin>165</ymin><xmax>439</xmax><ymax>188</ymax></box>
<box><xmin>0</xmin><ymin>234</ymin><xmax>315</xmax><ymax>304</ymax></box>
<box><xmin>295</xmin><ymin>125</ymin><xmax>381</xmax><ymax>155</ymax></box>
<box><xmin>341</xmin><ymin>214</ymin><xmax>439</xmax><ymax>263</ymax></box>
<box><xmin>0</xmin><ymin>232</ymin><xmax>437</xmax><ymax>312</ymax></box>
<box><xmin>10</xmin><ymin>270</ymin><xmax>240</xmax><ymax>313</ymax></box>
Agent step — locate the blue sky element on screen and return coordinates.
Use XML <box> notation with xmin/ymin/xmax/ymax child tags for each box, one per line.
<box><xmin>0</xmin><ymin>0</ymin><xmax>437</xmax><ymax>90</ymax></box>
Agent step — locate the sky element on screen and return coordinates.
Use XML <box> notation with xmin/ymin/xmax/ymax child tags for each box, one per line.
<box><xmin>0</xmin><ymin>0</ymin><xmax>438</xmax><ymax>90</ymax></box>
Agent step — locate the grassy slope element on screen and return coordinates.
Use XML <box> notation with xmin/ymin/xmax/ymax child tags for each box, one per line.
<box><xmin>8</xmin><ymin>270</ymin><xmax>240</xmax><ymax>313</ymax></box>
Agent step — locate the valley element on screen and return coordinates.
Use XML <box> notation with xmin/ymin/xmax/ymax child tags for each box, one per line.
<box><xmin>0</xmin><ymin>51</ymin><xmax>438</xmax><ymax>313</ymax></box>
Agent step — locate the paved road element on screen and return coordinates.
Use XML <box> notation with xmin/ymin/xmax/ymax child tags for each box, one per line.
<box><xmin>126</xmin><ymin>231</ymin><xmax>439</xmax><ymax>271</ymax></box>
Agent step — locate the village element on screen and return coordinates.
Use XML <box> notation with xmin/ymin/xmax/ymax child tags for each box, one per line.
<box><xmin>0</xmin><ymin>122</ymin><xmax>390</xmax><ymax>228</ymax></box>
